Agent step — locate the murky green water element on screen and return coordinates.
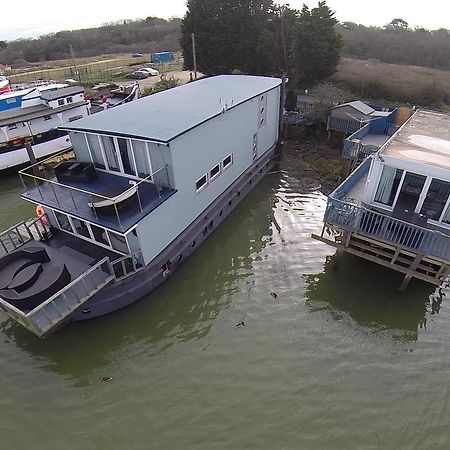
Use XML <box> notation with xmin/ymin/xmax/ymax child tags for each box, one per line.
<box><xmin>0</xmin><ymin>149</ymin><xmax>448</xmax><ymax>449</ymax></box>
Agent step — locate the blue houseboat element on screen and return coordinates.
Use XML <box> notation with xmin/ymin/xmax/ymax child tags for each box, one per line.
<box><xmin>315</xmin><ymin>110</ymin><xmax>450</xmax><ymax>291</ymax></box>
<box><xmin>0</xmin><ymin>75</ymin><xmax>283</xmax><ymax>336</ymax></box>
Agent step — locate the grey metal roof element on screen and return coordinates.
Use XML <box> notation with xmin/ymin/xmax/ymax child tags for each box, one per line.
<box><xmin>333</xmin><ymin>100</ymin><xmax>375</xmax><ymax>115</ymax></box>
<box><xmin>60</xmin><ymin>75</ymin><xmax>282</xmax><ymax>143</ymax></box>
<box><xmin>40</xmin><ymin>86</ymin><xmax>84</xmax><ymax>101</ymax></box>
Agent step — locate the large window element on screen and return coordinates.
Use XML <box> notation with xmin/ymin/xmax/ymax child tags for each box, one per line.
<box><xmin>86</xmin><ymin>134</ymin><xmax>105</xmax><ymax>169</ymax></box>
<box><xmin>132</xmin><ymin>140</ymin><xmax>151</xmax><ymax>178</ymax></box>
<box><xmin>54</xmin><ymin>211</ymin><xmax>73</xmax><ymax>232</ymax></box>
<box><xmin>420</xmin><ymin>179</ymin><xmax>450</xmax><ymax>221</ymax></box>
<box><xmin>101</xmin><ymin>136</ymin><xmax>120</xmax><ymax>172</ymax></box>
<box><xmin>117</xmin><ymin>138</ymin><xmax>136</xmax><ymax>176</ymax></box>
<box><xmin>374</xmin><ymin>166</ymin><xmax>403</xmax><ymax>206</ymax></box>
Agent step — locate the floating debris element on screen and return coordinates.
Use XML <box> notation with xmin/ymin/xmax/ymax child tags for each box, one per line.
<box><xmin>98</xmin><ymin>376</ymin><xmax>113</xmax><ymax>382</ymax></box>
<box><xmin>270</xmin><ymin>291</ymin><xmax>278</xmax><ymax>298</ymax></box>
<box><xmin>235</xmin><ymin>321</ymin><xmax>245</xmax><ymax>328</ymax></box>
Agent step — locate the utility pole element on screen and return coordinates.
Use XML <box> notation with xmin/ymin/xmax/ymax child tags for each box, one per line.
<box><xmin>191</xmin><ymin>33</ymin><xmax>197</xmax><ymax>80</ymax></box>
<box><xmin>69</xmin><ymin>44</ymin><xmax>81</xmax><ymax>84</ymax></box>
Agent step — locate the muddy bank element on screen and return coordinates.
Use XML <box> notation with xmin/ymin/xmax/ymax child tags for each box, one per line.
<box><xmin>282</xmin><ymin>135</ymin><xmax>344</xmax><ymax>195</ymax></box>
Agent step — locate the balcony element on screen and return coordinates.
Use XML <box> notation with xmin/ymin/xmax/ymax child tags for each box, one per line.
<box><xmin>19</xmin><ymin>150</ymin><xmax>176</xmax><ymax>232</ymax></box>
<box><xmin>323</xmin><ymin>158</ymin><xmax>450</xmax><ymax>263</ymax></box>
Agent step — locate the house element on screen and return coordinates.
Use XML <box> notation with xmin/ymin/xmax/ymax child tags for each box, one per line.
<box><xmin>315</xmin><ymin>110</ymin><xmax>450</xmax><ymax>291</ymax></box>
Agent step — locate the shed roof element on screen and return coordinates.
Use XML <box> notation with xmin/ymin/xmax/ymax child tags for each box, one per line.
<box><xmin>60</xmin><ymin>75</ymin><xmax>282</xmax><ymax>143</ymax></box>
<box><xmin>333</xmin><ymin>100</ymin><xmax>374</xmax><ymax>116</ymax></box>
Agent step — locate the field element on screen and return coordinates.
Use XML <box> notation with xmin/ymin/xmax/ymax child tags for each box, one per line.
<box><xmin>7</xmin><ymin>54</ymin><xmax>183</xmax><ymax>86</ymax></box>
<box><xmin>334</xmin><ymin>57</ymin><xmax>450</xmax><ymax>107</ymax></box>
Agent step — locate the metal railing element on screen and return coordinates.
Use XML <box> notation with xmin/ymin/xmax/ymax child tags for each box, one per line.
<box><xmin>327</xmin><ymin>116</ymin><xmax>364</xmax><ymax>134</ymax></box>
<box><xmin>0</xmin><ymin>215</ymin><xmax>51</xmax><ymax>256</ymax></box>
<box><xmin>0</xmin><ymin>256</ymin><xmax>115</xmax><ymax>337</ymax></box>
<box><xmin>19</xmin><ymin>149</ymin><xmax>171</xmax><ymax>229</ymax></box>
<box><xmin>325</xmin><ymin>196</ymin><xmax>450</xmax><ymax>261</ymax></box>
<box><xmin>111</xmin><ymin>250</ymin><xmax>145</xmax><ymax>280</ymax></box>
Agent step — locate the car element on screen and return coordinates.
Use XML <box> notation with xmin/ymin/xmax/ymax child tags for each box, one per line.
<box><xmin>131</xmin><ymin>53</ymin><xmax>143</xmax><ymax>58</ymax></box>
<box><xmin>125</xmin><ymin>71</ymin><xmax>149</xmax><ymax>79</ymax></box>
<box><xmin>136</xmin><ymin>67</ymin><xmax>160</xmax><ymax>76</ymax></box>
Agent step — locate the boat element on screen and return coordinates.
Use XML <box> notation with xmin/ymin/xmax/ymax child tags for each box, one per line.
<box><xmin>0</xmin><ymin>74</ymin><xmax>10</xmax><ymax>94</ymax></box>
<box><xmin>0</xmin><ymin>74</ymin><xmax>284</xmax><ymax>337</ymax></box>
<box><xmin>89</xmin><ymin>82</ymin><xmax>140</xmax><ymax>113</ymax></box>
<box><xmin>314</xmin><ymin>110</ymin><xmax>450</xmax><ymax>291</ymax></box>
<box><xmin>0</xmin><ymin>83</ymin><xmax>91</xmax><ymax>171</ymax></box>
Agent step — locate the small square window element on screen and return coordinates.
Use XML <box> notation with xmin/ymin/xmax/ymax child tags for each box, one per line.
<box><xmin>58</xmin><ymin>99</ymin><xmax>65</xmax><ymax>106</ymax></box>
<box><xmin>210</xmin><ymin>164</ymin><xmax>221</xmax><ymax>181</ymax></box>
<box><xmin>66</xmin><ymin>96</ymin><xmax>73</xmax><ymax>103</ymax></box>
<box><xmin>196</xmin><ymin>174</ymin><xmax>208</xmax><ymax>192</ymax></box>
<box><xmin>223</xmin><ymin>154</ymin><xmax>233</xmax><ymax>170</ymax></box>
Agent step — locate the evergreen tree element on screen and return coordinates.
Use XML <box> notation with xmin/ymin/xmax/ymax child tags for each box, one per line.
<box><xmin>294</xmin><ymin>1</ymin><xmax>342</xmax><ymax>86</ymax></box>
<box><xmin>181</xmin><ymin>0</ymin><xmax>274</xmax><ymax>76</ymax></box>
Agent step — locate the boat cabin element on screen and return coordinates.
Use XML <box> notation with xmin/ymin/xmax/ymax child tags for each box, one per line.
<box><xmin>316</xmin><ymin>110</ymin><xmax>450</xmax><ymax>290</ymax></box>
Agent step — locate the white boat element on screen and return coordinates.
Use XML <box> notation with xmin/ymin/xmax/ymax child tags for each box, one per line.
<box><xmin>0</xmin><ymin>84</ymin><xmax>90</xmax><ymax>171</ymax></box>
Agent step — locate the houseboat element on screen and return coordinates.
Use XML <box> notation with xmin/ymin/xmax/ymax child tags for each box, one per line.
<box><xmin>0</xmin><ymin>84</ymin><xmax>90</xmax><ymax>171</ymax></box>
<box><xmin>0</xmin><ymin>75</ymin><xmax>283</xmax><ymax>337</ymax></box>
<box><xmin>315</xmin><ymin>110</ymin><xmax>450</xmax><ymax>291</ymax></box>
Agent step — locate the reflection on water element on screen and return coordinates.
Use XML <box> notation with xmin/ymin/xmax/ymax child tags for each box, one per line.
<box><xmin>1</xmin><ymin>170</ymin><xmax>282</xmax><ymax>385</ymax></box>
<box><xmin>304</xmin><ymin>253</ymin><xmax>434</xmax><ymax>342</ymax></box>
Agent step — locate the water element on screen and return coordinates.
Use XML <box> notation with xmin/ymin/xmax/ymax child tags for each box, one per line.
<box><xmin>0</xmin><ymin>150</ymin><xmax>449</xmax><ymax>450</ymax></box>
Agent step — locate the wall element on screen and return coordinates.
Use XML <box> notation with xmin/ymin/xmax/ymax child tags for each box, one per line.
<box><xmin>136</xmin><ymin>85</ymin><xmax>280</xmax><ymax>264</ymax></box>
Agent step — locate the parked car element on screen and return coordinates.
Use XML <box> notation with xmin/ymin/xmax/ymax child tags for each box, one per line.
<box><xmin>136</xmin><ymin>67</ymin><xmax>160</xmax><ymax>76</ymax></box>
<box><xmin>125</xmin><ymin>71</ymin><xmax>149</xmax><ymax>79</ymax></box>
<box><xmin>131</xmin><ymin>53</ymin><xmax>143</xmax><ymax>58</ymax></box>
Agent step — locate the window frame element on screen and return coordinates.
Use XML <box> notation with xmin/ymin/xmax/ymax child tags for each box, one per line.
<box><xmin>196</xmin><ymin>173</ymin><xmax>208</xmax><ymax>193</ymax></box>
<box><xmin>210</xmin><ymin>163</ymin><xmax>221</xmax><ymax>182</ymax></box>
<box><xmin>223</xmin><ymin>153</ymin><xmax>233</xmax><ymax>171</ymax></box>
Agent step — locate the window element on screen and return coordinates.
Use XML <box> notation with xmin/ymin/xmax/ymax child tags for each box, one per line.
<box><xmin>6</xmin><ymin>98</ymin><xmax>16</xmax><ymax>104</ymax></box>
<box><xmin>90</xmin><ymin>224</ymin><xmax>109</xmax><ymax>246</ymax></box>
<box><xmin>43</xmin><ymin>115</ymin><xmax>52</xmax><ymax>121</ymax></box>
<box><xmin>58</xmin><ymin>99</ymin><xmax>65</xmax><ymax>106</ymax></box>
<box><xmin>117</xmin><ymin>138</ymin><xmax>136</xmax><ymax>176</ymax></box>
<box><xmin>210</xmin><ymin>163</ymin><xmax>221</xmax><ymax>181</ymax></box>
<box><xmin>54</xmin><ymin>211</ymin><xmax>73</xmax><ymax>232</ymax></box>
<box><xmin>196</xmin><ymin>174</ymin><xmax>208</xmax><ymax>192</ymax></box>
<box><xmin>86</xmin><ymin>134</ymin><xmax>105</xmax><ymax>169</ymax></box>
<box><xmin>7</xmin><ymin>124</ymin><xmax>17</xmax><ymax>130</ymax></box>
<box><xmin>420</xmin><ymin>179</ymin><xmax>450</xmax><ymax>221</ymax></box>
<box><xmin>66</xmin><ymin>96</ymin><xmax>73</xmax><ymax>103</ymax></box>
<box><xmin>223</xmin><ymin>154</ymin><xmax>233</xmax><ymax>170</ymax></box>
<box><xmin>71</xmin><ymin>218</ymin><xmax>90</xmax><ymax>238</ymax></box>
<box><xmin>69</xmin><ymin>115</ymin><xmax>83</xmax><ymax>122</ymax></box>
<box><xmin>108</xmin><ymin>231</ymin><xmax>129</xmax><ymax>254</ymax></box>
<box><xmin>132</xmin><ymin>140</ymin><xmax>151</xmax><ymax>178</ymax></box>
<box><xmin>101</xmin><ymin>136</ymin><xmax>120</xmax><ymax>172</ymax></box>
<box><xmin>374</xmin><ymin>166</ymin><xmax>403</xmax><ymax>206</ymax></box>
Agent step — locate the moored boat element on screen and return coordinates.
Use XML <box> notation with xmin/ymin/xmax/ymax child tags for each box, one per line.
<box><xmin>0</xmin><ymin>74</ymin><xmax>283</xmax><ymax>336</ymax></box>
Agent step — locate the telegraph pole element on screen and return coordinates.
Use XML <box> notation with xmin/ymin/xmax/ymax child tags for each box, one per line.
<box><xmin>191</xmin><ymin>33</ymin><xmax>197</xmax><ymax>80</ymax></box>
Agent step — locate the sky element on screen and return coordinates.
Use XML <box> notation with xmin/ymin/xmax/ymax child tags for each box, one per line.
<box><xmin>2</xmin><ymin>0</ymin><xmax>450</xmax><ymax>41</ymax></box>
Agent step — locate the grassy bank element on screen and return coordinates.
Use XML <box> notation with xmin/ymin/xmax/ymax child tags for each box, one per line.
<box><xmin>333</xmin><ymin>57</ymin><xmax>450</xmax><ymax>108</ymax></box>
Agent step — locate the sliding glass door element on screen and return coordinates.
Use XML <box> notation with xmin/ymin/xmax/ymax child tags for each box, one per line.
<box><xmin>374</xmin><ymin>166</ymin><xmax>403</xmax><ymax>206</ymax></box>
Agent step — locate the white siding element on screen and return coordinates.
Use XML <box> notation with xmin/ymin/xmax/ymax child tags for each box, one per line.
<box><xmin>136</xmin><ymin>85</ymin><xmax>280</xmax><ymax>264</ymax></box>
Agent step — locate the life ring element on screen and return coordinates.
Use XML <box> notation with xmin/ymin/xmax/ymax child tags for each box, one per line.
<box><xmin>36</xmin><ymin>205</ymin><xmax>49</xmax><ymax>225</ymax></box>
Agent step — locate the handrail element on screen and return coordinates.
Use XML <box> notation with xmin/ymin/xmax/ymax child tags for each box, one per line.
<box><xmin>18</xmin><ymin>147</ymin><xmax>74</xmax><ymax>174</ymax></box>
<box><xmin>325</xmin><ymin>195</ymin><xmax>450</xmax><ymax>261</ymax></box>
<box><xmin>26</xmin><ymin>256</ymin><xmax>112</xmax><ymax>316</ymax></box>
<box><xmin>20</xmin><ymin>155</ymin><xmax>168</xmax><ymax>203</ymax></box>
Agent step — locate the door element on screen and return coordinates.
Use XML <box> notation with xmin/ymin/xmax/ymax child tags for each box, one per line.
<box><xmin>394</xmin><ymin>172</ymin><xmax>426</xmax><ymax>215</ymax></box>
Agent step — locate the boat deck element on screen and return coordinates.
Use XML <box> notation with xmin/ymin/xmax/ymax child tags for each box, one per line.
<box><xmin>22</xmin><ymin>170</ymin><xmax>176</xmax><ymax>232</ymax></box>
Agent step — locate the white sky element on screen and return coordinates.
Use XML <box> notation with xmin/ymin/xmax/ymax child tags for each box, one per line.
<box><xmin>2</xmin><ymin>0</ymin><xmax>449</xmax><ymax>41</ymax></box>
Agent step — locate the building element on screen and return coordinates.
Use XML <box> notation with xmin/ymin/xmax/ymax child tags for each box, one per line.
<box><xmin>315</xmin><ymin>110</ymin><xmax>450</xmax><ymax>291</ymax></box>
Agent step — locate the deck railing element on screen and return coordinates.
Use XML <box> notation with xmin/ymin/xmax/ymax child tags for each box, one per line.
<box><xmin>19</xmin><ymin>149</ymin><xmax>171</xmax><ymax>229</ymax></box>
<box><xmin>0</xmin><ymin>215</ymin><xmax>51</xmax><ymax>256</ymax></box>
<box><xmin>111</xmin><ymin>250</ymin><xmax>145</xmax><ymax>280</ymax></box>
<box><xmin>326</xmin><ymin>158</ymin><xmax>450</xmax><ymax>261</ymax></box>
<box><xmin>327</xmin><ymin>116</ymin><xmax>365</xmax><ymax>134</ymax></box>
<box><xmin>0</xmin><ymin>256</ymin><xmax>115</xmax><ymax>337</ymax></box>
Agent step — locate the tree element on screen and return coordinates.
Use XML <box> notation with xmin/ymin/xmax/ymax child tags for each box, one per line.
<box><xmin>385</xmin><ymin>18</ymin><xmax>409</xmax><ymax>30</ymax></box>
<box><xmin>293</xmin><ymin>1</ymin><xmax>343</xmax><ymax>86</ymax></box>
<box><xmin>180</xmin><ymin>0</ymin><xmax>274</xmax><ymax>76</ymax></box>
